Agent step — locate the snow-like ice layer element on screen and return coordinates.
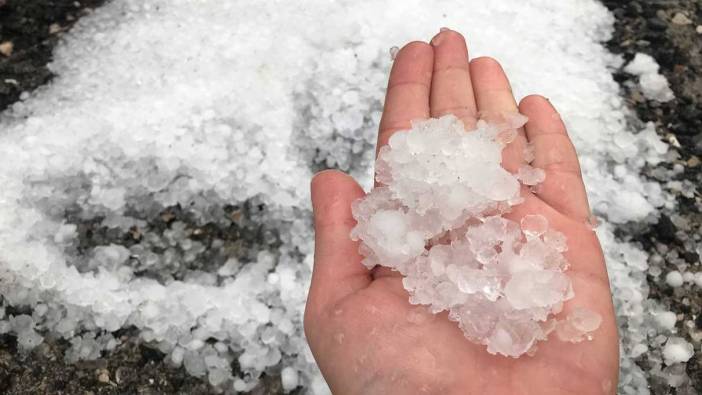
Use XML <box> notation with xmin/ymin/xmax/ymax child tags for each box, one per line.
<box><xmin>352</xmin><ymin>115</ymin><xmax>600</xmax><ymax>357</ymax></box>
<box><xmin>0</xmin><ymin>0</ymin><xmax>678</xmax><ymax>393</ymax></box>
<box><xmin>624</xmin><ymin>53</ymin><xmax>675</xmax><ymax>102</ymax></box>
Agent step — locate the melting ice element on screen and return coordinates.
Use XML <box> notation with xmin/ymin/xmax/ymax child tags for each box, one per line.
<box><xmin>351</xmin><ymin>115</ymin><xmax>601</xmax><ymax>357</ymax></box>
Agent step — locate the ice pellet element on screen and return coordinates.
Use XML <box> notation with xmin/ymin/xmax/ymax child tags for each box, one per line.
<box><xmin>624</xmin><ymin>53</ymin><xmax>674</xmax><ymax>102</ymax></box>
<box><xmin>521</xmin><ymin>214</ymin><xmax>548</xmax><ymax>238</ymax></box>
<box><xmin>517</xmin><ymin>164</ymin><xmax>546</xmax><ymax>185</ymax></box>
<box><xmin>655</xmin><ymin>311</ymin><xmax>677</xmax><ymax>331</ymax></box>
<box><xmin>694</xmin><ymin>272</ymin><xmax>702</xmax><ymax>288</ymax></box>
<box><xmin>662</xmin><ymin>337</ymin><xmax>694</xmax><ymax>365</ymax></box>
<box><xmin>281</xmin><ymin>367</ymin><xmax>300</xmax><ymax>391</ymax></box>
<box><xmin>665</xmin><ymin>271</ymin><xmax>684</xmax><ymax>287</ymax></box>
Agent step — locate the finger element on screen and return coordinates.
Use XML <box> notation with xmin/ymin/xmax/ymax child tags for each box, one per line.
<box><xmin>518</xmin><ymin>95</ymin><xmax>591</xmax><ymax>220</ymax></box>
<box><xmin>377</xmin><ymin>41</ymin><xmax>434</xmax><ymax>151</ymax></box>
<box><xmin>429</xmin><ymin>29</ymin><xmax>477</xmax><ymax>126</ymax></box>
<box><xmin>469</xmin><ymin>57</ymin><xmax>526</xmax><ymax>173</ymax></box>
<box><xmin>308</xmin><ymin>170</ymin><xmax>371</xmax><ymax>315</ymax></box>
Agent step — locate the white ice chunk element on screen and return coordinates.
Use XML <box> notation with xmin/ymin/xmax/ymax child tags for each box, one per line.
<box><xmin>694</xmin><ymin>272</ymin><xmax>702</xmax><ymax>288</ymax></box>
<box><xmin>517</xmin><ymin>164</ymin><xmax>546</xmax><ymax>186</ymax></box>
<box><xmin>520</xmin><ymin>214</ymin><xmax>548</xmax><ymax>239</ymax></box>
<box><xmin>555</xmin><ymin>308</ymin><xmax>602</xmax><ymax>343</ymax></box>
<box><xmin>664</xmin><ymin>363</ymin><xmax>688</xmax><ymax>387</ymax></box>
<box><xmin>505</xmin><ymin>271</ymin><xmax>572</xmax><ymax>310</ymax></box>
<box><xmin>662</xmin><ymin>337</ymin><xmax>694</xmax><ymax>365</ymax></box>
<box><xmin>655</xmin><ymin>311</ymin><xmax>677</xmax><ymax>331</ymax></box>
<box><xmin>281</xmin><ymin>366</ymin><xmax>300</xmax><ymax>391</ymax></box>
<box><xmin>624</xmin><ymin>53</ymin><xmax>674</xmax><ymax>102</ymax></box>
<box><xmin>665</xmin><ymin>271</ymin><xmax>684</xmax><ymax>287</ymax></box>
<box><xmin>568</xmin><ymin>307</ymin><xmax>602</xmax><ymax>332</ymax></box>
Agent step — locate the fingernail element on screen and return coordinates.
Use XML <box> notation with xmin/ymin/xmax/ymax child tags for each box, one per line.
<box><xmin>310</xmin><ymin>169</ymin><xmax>339</xmax><ymax>196</ymax></box>
<box><xmin>431</xmin><ymin>28</ymin><xmax>451</xmax><ymax>46</ymax></box>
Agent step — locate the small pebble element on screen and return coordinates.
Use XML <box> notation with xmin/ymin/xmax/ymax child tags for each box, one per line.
<box><xmin>0</xmin><ymin>41</ymin><xmax>13</xmax><ymax>57</ymax></box>
<box><xmin>97</xmin><ymin>369</ymin><xmax>110</xmax><ymax>383</ymax></box>
<box><xmin>671</xmin><ymin>13</ymin><xmax>692</xmax><ymax>25</ymax></box>
<box><xmin>49</xmin><ymin>23</ymin><xmax>63</xmax><ymax>35</ymax></box>
<box><xmin>647</xmin><ymin>17</ymin><xmax>668</xmax><ymax>31</ymax></box>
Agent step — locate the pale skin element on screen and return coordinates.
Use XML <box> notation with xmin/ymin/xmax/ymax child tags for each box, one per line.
<box><xmin>305</xmin><ymin>30</ymin><xmax>619</xmax><ymax>395</ymax></box>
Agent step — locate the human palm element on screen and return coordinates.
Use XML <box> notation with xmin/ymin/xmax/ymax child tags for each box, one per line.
<box><xmin>305</xmin><ymin>30</ymin><xmax>619</xmax><ymax>395</ymax></box>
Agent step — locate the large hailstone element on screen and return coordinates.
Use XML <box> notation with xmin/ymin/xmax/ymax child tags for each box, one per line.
<box><xmin>351</xmin><ymin>115</ymin><xmax>601</xmax><ymax>357</ymax></box>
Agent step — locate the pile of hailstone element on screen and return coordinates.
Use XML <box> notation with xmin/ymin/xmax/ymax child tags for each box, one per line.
<box><xmin>352</xmin><ymin>115</ymin><xmax>601</xmax><ymax>357</ymax></box>
<box><xmin>0</xmin><ymin>0</ymin><xmax>684</xmax><ymax>392</ymax></box>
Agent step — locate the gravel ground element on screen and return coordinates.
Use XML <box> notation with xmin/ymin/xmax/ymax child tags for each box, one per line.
<box><xmin>1</xmin><ymin>0</ymin><xmax>701</xmax><ymax>394</ymax></box>
<box><xmin>0</xmin><ymin>200</ymin><xmax>289</xmax><ymax>394</ymax></box>
<box><xmin>0</xmin><ymin>2</ymin><xmax>292</xmax><ymax>393</ymax></box>
<box><xmin>601</xmin><ymin>0</ymin><xmax>702</xmax><ymax>393</ymax></box>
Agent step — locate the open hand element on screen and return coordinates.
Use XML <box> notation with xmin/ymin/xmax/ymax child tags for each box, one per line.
<box><xmin>305</xmin><ymin>30</ymin><xmax>619</xmax><ymax>395</ymax></box>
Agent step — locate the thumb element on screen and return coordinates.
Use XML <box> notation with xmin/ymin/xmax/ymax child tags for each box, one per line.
<box><xmin>307</xmin><ymin>170</ymin><xmax>371</xmax><ymax>316</ymax></box>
